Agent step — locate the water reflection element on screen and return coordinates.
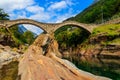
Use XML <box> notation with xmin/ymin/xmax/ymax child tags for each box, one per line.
<box><xmin>64</xmin><ymin>55</ymin><xmax>120</xmax><ymax>80</ymax></box>
<box><xmin>0</xmin><ymin>56</ymin><xmax>120</xmax><ymax>80</ymax></box>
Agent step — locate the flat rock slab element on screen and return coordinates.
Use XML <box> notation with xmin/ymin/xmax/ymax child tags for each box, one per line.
<box><xmin>19</xmin><ymin>52</ymin><xmax>111</xmax><ymax>80</ymax></box>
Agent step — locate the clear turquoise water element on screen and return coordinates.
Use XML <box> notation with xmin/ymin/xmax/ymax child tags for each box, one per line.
<box><xmin>65</xmin><ymin>56</ymin><xmax>120</xmax><ymax>80</ymax></box>
<box><xmin>0</xmin><ymin>56</ymin><xmax>120</xmax><ymax>80</ymax></box>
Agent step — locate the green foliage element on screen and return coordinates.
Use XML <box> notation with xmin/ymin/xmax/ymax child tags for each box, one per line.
<box><xmin>9</xmin><ymin>26</ymin><xmax>25</xmax><ymax>47</ymax></box>
<box><xmin>0</xmin><ymin>8</ymin><xmax>9</xmax><ymax>20</ymax></box>
<box><xmin>0</xmin><ymin>28</ymin><xmax>8</xmax><ymax>34</ymax></box>
<box><xmin>55</xmin><ymin>26</ymin><xmax>90</xmax><ymax>49</ymax></box>
<box><xmin>10</xmin><ymin>26</ymin><xmax>35</xmax><ymax>46</ymax></box>
<box><xmin>23</xmin><ymin>30</ymin><xmax>35</xmax><ymax>44</ymax></box>
<box><xmin>67</xmin><ymin>0</ymin><xmax>120</xmax><ymax>23</ymax></box>
<box><xmin>0</xmin><ymin>26</ymin><xmax>35</xmax><ymax>47</ymax></box>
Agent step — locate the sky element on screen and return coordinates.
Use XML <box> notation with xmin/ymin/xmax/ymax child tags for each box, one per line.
<box><xmin>0</xmin><ymin>0</ymin><xmax>94</xmax><ymax>34</ymax></box>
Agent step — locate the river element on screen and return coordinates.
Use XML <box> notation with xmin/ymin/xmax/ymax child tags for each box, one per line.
<box><xmin>0</xmin><ymin>55</ymin><xmax>120</xmax><ymax>80</ymax></box>
<box><xmin>64</xmin><ymin>55</ymin><xmax>120</xmax><ymax>80</ymax></box>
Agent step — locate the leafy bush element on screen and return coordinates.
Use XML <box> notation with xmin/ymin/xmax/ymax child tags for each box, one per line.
<box><xmin>55</xmin><ymin>26</ymin><xmax>90</xmax><ymax>50</ymax></box>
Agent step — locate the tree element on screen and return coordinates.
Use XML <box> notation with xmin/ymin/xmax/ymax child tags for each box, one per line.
<box><xmin>55</xmin><ymin>26</ymin><xmax>90</xmax><ymax>50</ymax></box>
<box><xmin>0</xmin><ymin>8</ymin><xmax>9</xmax><ymax>20</ymax></box>
<box><xmin>23</xmin><ymin>30</ymin><xmax>34</xmax><ymax>44</ymax></box>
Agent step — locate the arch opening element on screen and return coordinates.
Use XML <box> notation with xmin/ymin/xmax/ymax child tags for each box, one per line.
<box><xmin>54</xmin><ymin>25</ymin><xmax>90</xmax><ymax>52</ymax></box>
<box><xmin>7</xmin><ymin>21</ymin><xmax>47</xmax><ymax>33</ymax></box>
<box><xmin>0</xmin><ymin>23</ymin><xmax>45</xmax><ymax>49</ymax></box>
<box><xmin>55</xmin><ymin>24</ymin><xmax>91</xmax><ymax>34</ymax></box>
<box><xmin>11</xmin><ymin>24</ymin><xmax>45</xmax><ymax>44</ymax></box>
<box><xmin>53</xmin><ymin>21</ymin><xmax>92</xmax><ymax>33</ymax></box>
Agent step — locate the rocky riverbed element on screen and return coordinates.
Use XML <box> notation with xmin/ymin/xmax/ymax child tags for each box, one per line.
<box><xmin>18</xmin><ymin>34</ymin><xmax>111</xmax><ymax>80</ymax></box>
<box><xmin>0</xmin><ymin>45</ymin><xmax>22</xmax><ymax>68</ymax></box>
<box><xmin>0</xmin><ymin>34</ymin><xmax>112</xmax><ymax>80</ymax></box>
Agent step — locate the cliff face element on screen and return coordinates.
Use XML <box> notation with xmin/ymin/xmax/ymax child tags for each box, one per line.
<box><xmin>79</xmin><ymin>38</ymin><xmax>120</xmax><ymax>57</ymax></box>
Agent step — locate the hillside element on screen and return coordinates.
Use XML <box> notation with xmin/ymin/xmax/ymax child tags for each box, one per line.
<box><xmin>66</xmin><ymin>0</ymin><xmax>120</xmax><ymax>23</ymax></box>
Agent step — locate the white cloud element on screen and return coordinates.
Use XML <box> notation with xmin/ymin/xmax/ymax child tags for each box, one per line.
<box><xmin>26</xmin><ymin>5</ymin><xmax>44</xmax><ymax>13</ymax></box>
<box><xmin>29</xmin><ymin>13</ymin><xmax>50</xmax><ymax>21</ymax></box>
<box><xmin>17</xmin><ymin>13</ymin><xmax>27</xmax><ymax>19</ymax></box>
<box><xmin>26</xmin><ymin>5</ymin><xmax>51</xmax><ymax>21</ymax></box>
<box><xmin>47</xmin><ymin>0</ymin><xmax>74</xmax><ymax>11</ymax></box>
<box><xmin>48</xmin><ymin>1</ymin><xmax>68</xmax><ymax>10</ymax></box>
<box><xmin>47</xmin><ymin>8</ymin><xmax>76</xmax><ymax>23</ymax></box>
<box><xmin>0</xmin><ymin>0</ymin><xmax>34</xmax><ymax>12</ymax></box>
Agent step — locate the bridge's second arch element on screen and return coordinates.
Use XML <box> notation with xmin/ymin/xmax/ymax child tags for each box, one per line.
<box><xmin>52</xmin><ymin>21</ymin><xmax>93</xmax><ymax>34</ymax></box>
<box><xmin>54</xmin><ymin>21</ymin><xmax>91</xmax><ymax>33</ymax></box>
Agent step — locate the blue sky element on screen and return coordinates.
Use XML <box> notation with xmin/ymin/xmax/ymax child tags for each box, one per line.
<box><xmin>0</xmin><ymin>0</ymin><xmax>94</xmax><ymax>34</ymax></box>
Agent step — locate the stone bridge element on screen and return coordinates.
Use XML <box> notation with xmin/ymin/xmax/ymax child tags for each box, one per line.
<box><xmin>0</xmin><ymin>19</ymin><xmax>97</xmax><ymax>33</ymax></box>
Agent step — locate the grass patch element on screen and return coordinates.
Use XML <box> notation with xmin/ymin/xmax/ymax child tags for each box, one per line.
<box><xmin>92</xmin><ymin>24</ymin><xmax>120</xmax><ymax>36</ymax></box>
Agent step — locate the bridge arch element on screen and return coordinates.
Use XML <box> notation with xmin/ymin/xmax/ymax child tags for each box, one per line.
<box><xmin>53</xmin><ymin>21</ymin><xmax>92</xmax><ymax>33</ymax></box>
<box><xmin>4</xmin><ymin>19</ymin><xmax>48</xmax><ymax>33</ymax></box>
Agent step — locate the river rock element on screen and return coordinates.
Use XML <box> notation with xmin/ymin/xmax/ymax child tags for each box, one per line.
<box><xmin>18</xmin><ymin>34</ymin><xmax>111</xmax><ymax>80</ymax></box>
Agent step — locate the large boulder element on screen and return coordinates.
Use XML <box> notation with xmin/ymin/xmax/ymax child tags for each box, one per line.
<box><xmin>18</xmin><ymin>34</ymin><xmax>111</xmax><ymax>80</ymax></box>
